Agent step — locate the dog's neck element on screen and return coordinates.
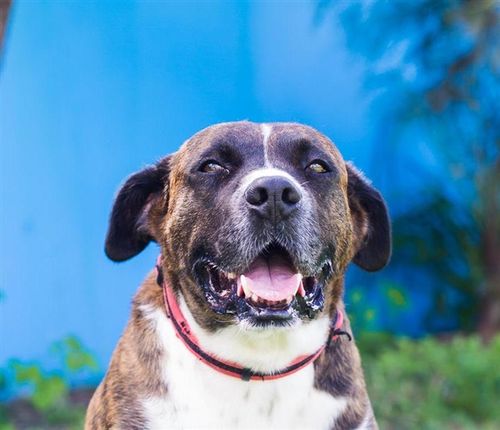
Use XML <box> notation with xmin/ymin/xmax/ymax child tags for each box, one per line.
<box><xmin>178</xmin><ymin>295</ymin><xmax>332</xmax><ymax>374</ymax></box>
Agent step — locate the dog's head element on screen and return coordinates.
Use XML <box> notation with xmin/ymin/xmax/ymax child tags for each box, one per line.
<box><xmin>105</xmin><ymin>122</ymin><xmax>390</xmax><ymax>331</ymax></box>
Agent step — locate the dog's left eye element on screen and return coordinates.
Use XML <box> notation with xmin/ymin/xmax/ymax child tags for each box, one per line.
<box><xmin>199</xmin><ymin>160</ymin><xmax>228</xmax><ymax>174</ymax></box>
<box><xmin>306</xmin><ymin>160</ymin><xmax>330</xmax><ymax>174</ymax></box>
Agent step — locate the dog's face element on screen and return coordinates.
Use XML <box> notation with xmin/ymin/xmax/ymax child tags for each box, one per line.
<box><xmin>105</xmin><ymin>122</ymin><xmax>390</xmax><ymax>331</ymax></box>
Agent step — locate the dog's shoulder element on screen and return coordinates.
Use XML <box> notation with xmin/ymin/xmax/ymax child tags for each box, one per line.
<box><xmin>85</xmin><ymin>274</ymin><xmax>167</xmax><ymax>429</ymax></box>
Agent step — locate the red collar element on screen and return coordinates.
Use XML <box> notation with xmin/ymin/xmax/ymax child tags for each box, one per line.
<box><xmin>156</xmin><ymin>256</ymin><xmax>349</xmax><ymax>381</ymax></box>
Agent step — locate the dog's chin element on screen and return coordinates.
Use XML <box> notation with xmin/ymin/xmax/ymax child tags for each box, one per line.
<box><xmin>193</xmin><ymin>243</ymin><xmax>332</xmax><ymax>329</ymax></box>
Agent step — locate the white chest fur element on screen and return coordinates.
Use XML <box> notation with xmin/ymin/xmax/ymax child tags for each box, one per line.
<box><xmin>140</xmin><ymin>304</ymin><xmax>347</xmax><ymax>430</ymax></box>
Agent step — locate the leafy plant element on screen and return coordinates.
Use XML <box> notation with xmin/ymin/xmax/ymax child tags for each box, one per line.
<box><xmin>0</xmin><ymin>336</ymin><xmax>98</xmax><ymax>428</ymax></box>
<box><xmin>10</xmin><ymin>362</ymin><xmax>67</xmax><ymax>412</ymax></box>
<box><xmin>359</xmin><ymin>334</ymin><xmax>500</xmax><ymax>429</ymax></box>
<box><xmin>50</xmin><ymin>335</ymin><xmax>99</xmax><ymax>376</ymax></box>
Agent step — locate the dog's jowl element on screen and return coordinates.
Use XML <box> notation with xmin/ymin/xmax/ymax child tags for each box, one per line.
<box><xmin>86</xmin><ymin>122</ymin><xmax>391</xmax><ymax>430</ymax></box>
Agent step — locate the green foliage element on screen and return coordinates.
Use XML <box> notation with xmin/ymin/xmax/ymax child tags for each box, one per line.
<box><xmin>11</xmin><ymin>362</ymin><xmax>67</xmax><ymax>412</ymax></box>
<box><xmin>50</xmin><ymin>335</ymin><xmax>99</xmax><ymax>374</ymax></box>
<box><xmin>359</xmin><ymin>334</ymin><xmax>500</xmax><ymax>429</ymax></box>
<box><xmin>0</xmin><ymin>336</ymin><xmax>97</xmax><ymax>428</ymax></box>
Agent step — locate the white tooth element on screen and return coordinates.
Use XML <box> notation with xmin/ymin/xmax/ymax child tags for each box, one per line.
<box><xmin>236</xmin><ymin>282</ymin><xmax>244</xmax><ymax>297</ymax></box>
<box><xmin>251</xmin><ymin>293</ymin><xmax>260</xmax><ymax>303</ymax></box>
<box><xmin>240</xmin><ymin>275</ymin><xmax>252</xmax><ymax>298</ymax></box>
<box><xmin>286</xmin><ymin>296</ymin><xmax>293</xmax><ymax>304</ymax></box>
<box><xmin>226</xmin><ymin>272</ymin><xmax>237</xmax><ymax>280</ymax></box>
<box><xmin>298</xmin><ymin>282</ymin><xmax>306</xmax><ymax>297</ymax></box>
<box><xmin>292</xmin><ymin>274</ymin><xmax>303</xmax><ymax>294</ymax></box>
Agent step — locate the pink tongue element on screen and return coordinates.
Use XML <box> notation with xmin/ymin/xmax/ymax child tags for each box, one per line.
<box><xmin>242</xmin><ymin>254</ymin><xmax>301</xmax><ymax>301</ymax></box>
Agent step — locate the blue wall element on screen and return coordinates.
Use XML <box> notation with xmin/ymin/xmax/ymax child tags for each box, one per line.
<box><xmin>1</xmin><ymin>2</ymin><xmax>374</xmax><ymax>368</ymax></box>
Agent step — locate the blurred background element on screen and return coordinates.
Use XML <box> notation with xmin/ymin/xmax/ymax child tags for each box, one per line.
<box><xmin>0</xmin><ymin>0</ymin><xmax>498</xmax><ymax>428</ymax></box>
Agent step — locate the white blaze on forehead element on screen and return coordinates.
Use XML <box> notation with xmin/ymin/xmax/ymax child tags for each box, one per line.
<box><xmin>240</xmin><ymin>167</ymin><xmax>303</xmax><ymax>194</ymax></box>
<box><xmin>261</xmin><ymin>123</ymin><xmax>272</xmax><ymax>167</ymax></box>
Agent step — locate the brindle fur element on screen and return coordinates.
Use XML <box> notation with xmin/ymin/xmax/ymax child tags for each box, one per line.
<box><xmin>86</xmin><ymin>121</ymin><xmax>390</xmax><ymax>429</ymax></box>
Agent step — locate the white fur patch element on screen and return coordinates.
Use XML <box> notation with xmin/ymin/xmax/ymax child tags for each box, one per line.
<box><xmin>140</xmin><ymin>303</ymin><xmax>347</xmax><ymax>430</ymax></box>
<box><xmin>261</xmin><ymin>123</ymin><xmax>272</xmax><ymax>166</ymax></box>
<box><xmin>239</xmin><ymin>167</ymin><xmax>304</xmax><ymax>196</ymax></box>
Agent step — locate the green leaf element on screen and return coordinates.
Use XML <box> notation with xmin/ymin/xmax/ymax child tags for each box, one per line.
<box><xmin>32</xmin><ymin>375</ymin><xmax>67</xmax><ymax>412</ymax></box>
<box><xmin>11</xmin><ymin>362</ymin><xmax>42</xmax><ymax>385</ymax></box>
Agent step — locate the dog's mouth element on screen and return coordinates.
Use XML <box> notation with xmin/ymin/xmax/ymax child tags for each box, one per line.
<box><xmin>194</xmin><ymin>244</ymin><xmax>331</xmax><ymax>326</ymax></box>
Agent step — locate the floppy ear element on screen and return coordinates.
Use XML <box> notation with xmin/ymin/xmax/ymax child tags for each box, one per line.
<box><xmin>105</xmin><ymin>157</ymin><xmax>171</xmax><ymax>262</ymax></box>
<box><xmin>346</xmin><ymin>162</ymin><xmax>391</xmax><ymax>271</ymax></box>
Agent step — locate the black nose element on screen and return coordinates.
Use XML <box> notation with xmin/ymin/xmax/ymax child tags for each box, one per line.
<box><xmin>245</xmin><ymin>176</ymin><xmax>302</xmax><ymax>222</ymax></box>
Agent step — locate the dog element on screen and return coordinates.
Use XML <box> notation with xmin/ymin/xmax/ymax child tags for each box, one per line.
<box><xmin>85</xmin><ymin>121</ymin><xmax>391</xmax><ymax>430</ymax></box>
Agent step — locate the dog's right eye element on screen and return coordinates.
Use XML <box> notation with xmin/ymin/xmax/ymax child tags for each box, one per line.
<box><xmin>199</xmin><ymin>160</ymin><xmax>228</xmax><ymax>174</ymax></box>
